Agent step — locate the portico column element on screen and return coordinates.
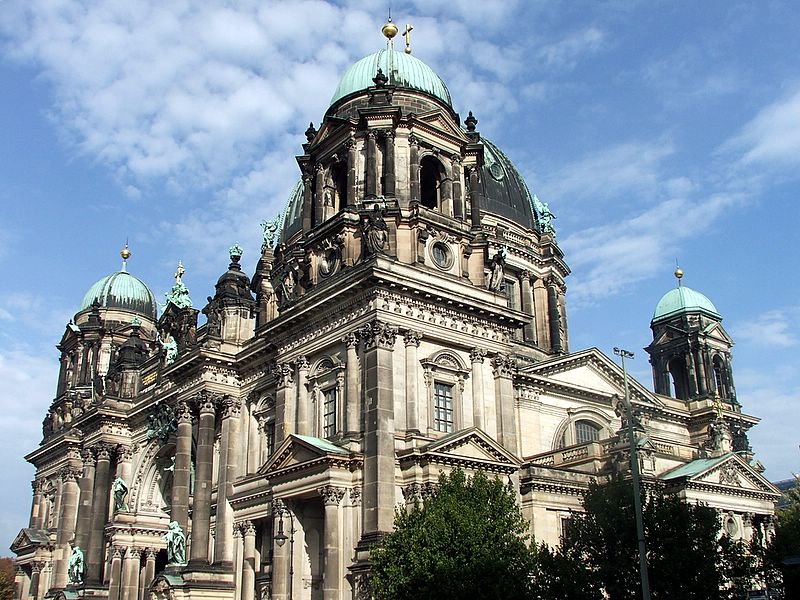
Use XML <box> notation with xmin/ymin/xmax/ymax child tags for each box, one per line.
<box><xmin>468</xmin><ymin>166</ymin><xmax>482</xmax><ymax>229</ymax></box>
<box><xmin>694</xmin><ymin>345</ymin><xmax>708</xmax><ymax>395</ymax></box>
<box><xmin>409</xmin><ymin>135</ymin><xmax>420</xmax><ymax>202</ymax></box>
<box><xmin>296</xmin><ymin>356</ymin><xmax>310</xmax><ymax>436</ymax></box>
<box><xmin>365</xmin><ymin>131</ymin><xmax>378</xmax><ymax>198</ymax></box>
<box><xmin>121</xmin><ymin>547</ymin><xmax>140</xmax><ymax>600</ymax></box>
<box><xmin>403</xmin><ymin>331</ymin><xmax>422</xmax><ymax>433</ymax></box>
<box><xmin>343</xmin><ymin>333</ymin><xmax>360</xmax><ymax>436</ymax></box>
<box><xmin>451</xmin><ymin>156</ymin><xmax>464</xmax><ymax>219</ymax></box>
<box><xmin>685</xmin><ymin>350</ymin><xmax>699</xmax><ymax>397</ymax></box>
<box><xmin>115</xmin><ymin>445</ymin><xmax>134</xmax><ymax>507</ymax></box>
<box><xmin>383</xmin><ymin>131</ymin><xmax>396</xmax><ymax>197</ymax></box>
<box><xmin>492</xmin><ymin>354</ymin><xmax>518</xmax><ymax>455</ymax></box>
<box><xmin>141</xmin><ymin>550</ymin><xmax>156</xmax><ymax>600</ymax></box>
<box><xmin>319</xmin><ymin>486</ymin><xmax>345</xmax><ymax>600</ymax></box>
<box><xmin>74</xmin><ymin>449</ymin><xmax>95</xmax><ymax>553</ymax></box>
<box><xmin>171</xmin><ymin>400</ymin><xmax>193</xmax><ymax>532</ymax></box>
<box><xmin>547</xmin><ymin>279</ymin><xmax>563</xmax><ymax>353</ymax></box>
<box><xmin>314</xmin><ymin>163</ymin><xmax>325</xmax><ymax>225</ymax></box>
<box><xmin>53</xmin><ymin>466</ymin><xmax>81</xmax><ymax>589</ymax></box>
<box><xmin>85</xmin><ymin>443</ymin><xmax>113</xmax><ymax>586</ymax></box>
<box><xmin>215</xmin><ymin>396</ymin><xmax>242</xmax><ymax>566</ymax></box>
<box><xmin>520</xmin><ymin>271</ymin><xmax>538</xmax><ymax>344</ymax></box>
<box><xmin>189</xmin><ymin>391</ymin><xmax>217</xmax><ymax>566</ymax></box>
<box><xmin>346</xmin><ymin>138</ymin><xmax>358</xmax><ymax>206</ymax></box>
<box><xmin>29</xmin><ymin>561</ymin><xmax>45</xmax><ymax>600</ymax></box>
<box><xmin>108</xmin><ymin>547</ymin><xmax>123</xmax><ymax>600</ymax></box>
<box><xmin>274</xmin><ymin>363</ymin><xmax>295</xmax><ymax>440</ymax></box>
<box><xmin>360</xmin><ymin>321</ymin><xmax>397</xmax><ymax>535</ymax></box>
<box><xmin>271</xmin><ymin>500</ymin><xmax>289</xmax><ymax>600</ymax></box>
<box><xmin>470</xmin><ymin>348</ymin><xmax>487</xmax><ymax>429</ymax></box>
<box><xmin>240</xmin><ymin>521</ymin><xmax>256</xmax><ymax>600</ymax></box>
<box><xmin>14</xmin><ymin>566</ymin><xmax>26</xmax><ymax>600</ymax></box>
<box><xmin>30</xmin><ymin>479</ymin><xmax>44</xmax><ymax>528</ymax></box>
<box><xmin>302</xmin><ymin>171</ymin><xmax>313</xmax><ymax>234</ymax></box>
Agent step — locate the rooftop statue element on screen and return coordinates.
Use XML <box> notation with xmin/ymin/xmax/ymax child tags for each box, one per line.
<box><xmin>162</xmin><ymin>521</ymin><xmax>186</xmax><ymax>565</ymax></box>
<box><xmin>164</xmin><ymin>261</ymin><xmax>193</xmax><ymax>309</ymax></box>
<box><xmin>261</xmin><ymin>215</ymin><xmax>282</xmax><ymax>253</ymax></box>
<box><xmin>533</xmin><ymin>194</ymin><xmax>556</xmax><ymax>236</ymax></box>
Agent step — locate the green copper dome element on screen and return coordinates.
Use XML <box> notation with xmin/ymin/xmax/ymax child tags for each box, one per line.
<box><xmin>652</xmin><ymin>286</ymin><xmax>720</xmax><ymax>323</ymax></box>
<box><xmin>330</xmin><ymin>49</ymin><xmax>452</xmax><ymax>107</ymax></box>
<box><xmin>79</xmin><ymin>271</ymin><xmax>157</xmax><ymax>320</ymax></box>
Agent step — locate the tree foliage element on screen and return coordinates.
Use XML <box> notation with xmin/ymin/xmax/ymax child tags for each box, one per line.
<box><xmin>768</xmin><ymin>474</ymin><xmax>800</xmax><ymax>597</ymax></box>
<box><xmin>0</xmin><ymin>558</ymin><xmax>14</xmax><ymax>600</ymax></box>
<box><xmin>370</xmin><ymin>469</ymin><xmax>531</xmax><ymax>600</ymax></box>
<box><xmin>530</xmin><ymin>476</ymin><xmax>756</xmax><ymax>600</ymax></box>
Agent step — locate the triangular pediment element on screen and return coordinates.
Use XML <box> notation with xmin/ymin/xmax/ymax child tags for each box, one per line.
<box><xmin>702</xmin><ymin>321</ymin><xmax>734</xmax><ymax>344</ymax></box>
<box><xmin>525</xmin><ymin>348</ymin><xmax>663</xmax><ymax>408</ymax></box>
<box><xmin>10</xmin><ymin>528</ymin><xmax>50</xmax><ymax>554</ymax></box>
<box><xmin>400</xmin><ymin>428</ymin><xmax>521</xmax><ymax>471</ymax></box>
<box><xmin>259</xmin><ymin>434</ymin><xmax>353</xmax><ymax>478</ymax></box>
<box><xmin>662</xmin><ymin>453</ymin><xmax>781</xmax><ymax>496</ymax></box>
<box><xmin>414</xmin><ymin>109</ymin><xmax>470</xmax><ymax>141</ymax></box>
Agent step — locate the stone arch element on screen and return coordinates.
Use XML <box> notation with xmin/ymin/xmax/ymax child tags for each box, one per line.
<box><xmin>130</xmin><ymin>438</ymin><xmax>177</xmax><ymax>514</ymax></box>
<box><xmin>553</xmin><ymin>408</ymin><xmax>614</xmax><ymax>449</ymax></box>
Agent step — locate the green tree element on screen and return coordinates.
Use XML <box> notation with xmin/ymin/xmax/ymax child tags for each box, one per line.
<box><xmin>532</xmin><ymin>477</ymin><xmax>755</xmax><ymax>600</ymax></box>
<box><xmin>370</xmin><ymin>469</ymin><xmax>532</xmax><ymax>600</ymax></box>
<box><xmin>768</xmin><ymin>474</ymin><xmax>800</xmax><ymax>597</ymax></box>
<box><xmin>0</xmin><ymin>557</ymin><xmax>15</xmax><ymax>600</ymax></box>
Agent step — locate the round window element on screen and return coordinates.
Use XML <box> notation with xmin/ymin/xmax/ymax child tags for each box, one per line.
<box><xmin>430</xmin><ymin>242</ymin><xmax>453</xmax><ymax>270</ymax></box>
<box><xmin>319</xmin><ymin>247</ymin><xmax>340</xmax><ymax>277</ymax></box>
<box><xmin>489</xmin><ymin>162</ymin><xmax>504</xmax><ymax>181</ymax></box>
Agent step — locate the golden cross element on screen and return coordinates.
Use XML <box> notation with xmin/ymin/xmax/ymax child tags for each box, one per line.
<box><xmin>404</xmin><ymin>23</ymin><xmax>413</xmax><ymax>53</ymax></box>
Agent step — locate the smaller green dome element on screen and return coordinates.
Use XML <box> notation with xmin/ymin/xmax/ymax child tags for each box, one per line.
<box><xmin>80</xmin><ymin>271</ymin><xmax>157</xmax><ymax>320</ymax></box>
<box><xmin>652</xmin><ymin>286</ymin><xmax>720</xmax><ymax>323</ymax></box>
<box><xmin>330</xmin><ymin>49</ymin><xmax>452</xmax><ymax>107</ymax></box>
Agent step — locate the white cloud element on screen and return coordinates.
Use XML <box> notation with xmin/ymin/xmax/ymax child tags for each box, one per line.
<box><xmin>537</xmin><ymin>27</ymin><xmax>606</xmax><ymax>70</ymax></box>
<box><xmin>732</xmin><ymin>308</ymin><xmax>799</xmax><ymax>348</ymax></box>
<box><xmin>725</xmin><ymin>88</ymin><xmax>800</xmax><ymax>168</ymax></box>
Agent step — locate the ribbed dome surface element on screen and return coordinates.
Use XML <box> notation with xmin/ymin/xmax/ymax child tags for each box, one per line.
<box><xmin>330</xmin><ymin>49</ymin><xmax>452</xmax><ymax>107</ymax></box>
<box><xmin>479</xmin><ymin>139</ymin><xmax>539</xmax><ymax>231</ymax></box>
<box><xmin>79</xmin><ymin>271</ymin><xmax>157</xmax><ymax>320</ymax></box>
<box><xmin>652</xmin><ymin>286</ymin><xmax>720</xmax><ymax>322</ymax></box>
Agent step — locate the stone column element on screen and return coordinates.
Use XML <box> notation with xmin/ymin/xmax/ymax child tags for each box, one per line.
<box><xmin>360</xmin><ymin>321</ymin><xmax>397</xmax><ymax>535</ymax></box>
<box><xmin>302</xmin><ymin>171</ymin><xmax>313</xmax><ymax>233</ymax></box>
<box><xmin>30</xmin><ymin>479</ymin><xmax>44</xmax><ymax>528</ymax></box>
<box><xmin>240</xmin><ymin>521</ymin><xmax>256</xmax><ymax>600</ymax></box>
<box><xmin>53</xmin><ymin>466</ymin><xmax>81</xmax><ymax>589</ymax></box>
<box><xmin>271</xmin><ymin>500</ymin><xmax>289</xmax><ymax>600</ymax></box>
<box><xmin>546</xmin><ymin>280</ymin><xmax>563</xmax><ymax>354</ymax></box>
<box><xmin>274</xmin><ymin>363</ymin><xmax>295</xmax><ymax>440</ymax></box>
<box><xmin>685</xmin><ymin>350</ymin><xmax>699</xmax><ymax>397</ymax></box>
<box><xmin>409</xmin><ymin>135</ymin><xmax>420</xmax><ymax>202</ymax></box>
<box><xmin>115</xmin><ymin>445</ymin><xmax>134</xmax><ymax>510</ymax></box>
<box><xmin>108</xmin><ymin>547</ymin><xmax>123</xmax><ymax>600</ymax></box>
<box><xmin>215</xmin><ymin>395</ymin><xmax>242</xmax><ymax>566</ymax></box>
<box><xmin>85</xmin><ymin>443</ymin><xmax>113</xmax><ymax>586</ymax></box>
<box><xmin>14</xmin><ymin>566</ymin><xmax>26</xmax><ymax>600</ymax></box>
<box><xmin>365</xmin><ymin>131</ymin><xmax>378</xmax><ymax>198</ymax></box>
<box><xmin>694</xmin><ymin>345</ymin><xmax>708</xmax><ymax>395</ymax></box>
<box><xmin>451</xmin><ymin>156</ymin><xmax>464</xmax><ymax>219</ymax></box>
<box><xmin>296</xmin><ymin>357</ymin><xmax>310</xmax><ymax>436</ymax></box>
<box><xmin>383</xmin><ymin>131</ymin><xmax>396</xmax><ymax>197</ymax></box>
<box><xmin>314</xmin><ymin>163</ymin><xmax>325</xmax><ymax>225</ymax></box>
<box><xmin>346</xmin><ymin>138</ymin><xmax>358</xmax><ymax>205</ymax></box>
<box><xmin>141</xmin><ymin>550</ymin><xmax>156</xmax><ymax>600</ymax></box>
<box><xmin>319</xmin><ymin>486</ymin><xmax>345</xmax><ymax>600</ymax></box>
<box><xmin>492</xmin><ymin>354</ymin><xmax>518</xmax><ymax>455</ymax></box>
<box><xmin>189</xmin><ymin>391</ymin><xmax>217</xmax><ymax>567</ymax></box>
<box><xmin>171</xmin><ymin>400</ymin><xmax>193</xmax><ymax>532</ymax></box>
<box><xmin>520</xmin><ymin>271</ymin><xmax>538</xmax><ymax>344</ymax></box>
<box><xmin>470</xmin><ymin>348</ymin><xmax>487</xmax><ymax>429</ymax></box>
<box><xmin>343</xmin><ymin>333</ymin><xmax>360</xmax><ymax>436</ymax></box>
<box><xmin>246</xmin><ymin>399</ymin><xmax>260</xmax><ymax>473</ymax></box>
<box><xmin>74</xmin><ymin>449</ymin><xmax>96</xmax><ymax>553</ymax></box>
<box><xmin>403</xmin><ymin>331</ymin><xmax>422</xmax><ymax>433</ymax></box>
<box><xmin>29</xmin><ymin>561</ymin><xmax>44</xmax><ymax>600</ymax></box>
<box><xmin>121</xmin><ymin>547</ymin><xmax>140</xmax><ymax>600</ymax></box>
<box><xmin>468</xmin><ymin>166</ymin><xmax>481</xmax><ymax>229</ymax></box>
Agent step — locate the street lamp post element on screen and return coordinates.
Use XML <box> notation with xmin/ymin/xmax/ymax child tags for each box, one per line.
<box><xmin>273</xmin><ymin>504</ymin><xmax>295</xmax><ymax>600</ymax></box>
<box><xmin>614</xmin><ymin>346</ymin><xmax>651</xmax><ymax>600</ymax></box>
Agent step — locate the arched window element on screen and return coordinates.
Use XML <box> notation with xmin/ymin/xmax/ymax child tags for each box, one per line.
<box><xmin>558</xmin><ymin>418</ymin><xmax>604</xmax><ymax>448</ymax></box>
<box><xmin>420</xmin><ymin>156</ymin><xmax>444</xmax><ymax>210</ymax></box>
<box><xmin>712</xmin><ymin>355</ymin><xmax>726</xmax><ymax>396</ymax></box>
<box><xmin>668</xmin><ymin>356</ymin><xmax>690</xmax><ymax>400</ymax></box>
<box><xmin>330</xmin><ymin>162</ymin><xmax>348</xmax><ymax>210</ymax></box>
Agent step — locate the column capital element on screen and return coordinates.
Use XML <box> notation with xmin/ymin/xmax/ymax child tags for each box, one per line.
<box><xmin>491</xmin><ymin>353</ymin><xmax>515</xmax><ymax>378</ymax></box>
<box><xmin>401</xmin><ymin>483</ymin><xmax>421</xmax><ymax>502</ymax></box>
<box><xmin>194</xmin><ymin>390</ymin><xmax>219</xmax><ymax>415</ymax></box>
<box><xmin>111</xmin><ymin>546</ymin><xmax>124</xmax><ymax>559</ymax></box>
<box><xmin>126</xmin><ymin>547</ymin><xmax>141</xmax><ymax>559</ymax></box>
<box><xmin>342</xmin><ymin>331</ymin><xmax>360</xmax><ymax>349</ymax></box>
<box><xmin>403</xmin><ymin>330</ymin><xmax>423</xmax><ymax>347</ymax></box>
<box><xmin>144</xmin><ymin>548</ymin><xmax>158</xmax><ymax>560</ymax></box>
<box><xmin>239</xmin><ymin>520</ymin><xmax>256</xmax><ymax>537</ymax></box>
<box><xmin>366</xmin><ymin>130</ymin><xmax>378</xmax><ymax>140</ymax></box>
<box><xmin>469</xmin><ymin>347</ymin><xmax>487</xmax><ymax>364</ymax></box>
<box><xmin>176</xmin><ymin>400</ymin><xmax>193</xmax><ymax>424</ymax></box>
<box><xmin>59</xmin><ymin>466</ymin><xmax>82</xmax><ymax>482</ymax></box>
<box><xmin>273</xmin><ymin>497</ymin><xmax>287</xmax><ymax>515</ymax></box>
<box><xmin>32</xmin><ymin>478</ymin><xmax>45</xmax><ymax>493</ymax></box>
<box><xmin>116</xmin><ymin>444</ymin><xmax>134</xmax><ymax>462</ymax></box>
<box><xmin>361</xmin><ymin>321</ymin><xmax>398</xmax><ymax>351</ymax></box>
<box><xmin>30</xmin><ymin>561</ymin><xmax>46</xmax><ymax>573</ymax></box>
<box><xmin>408</xmin><ymin>133</ymin><xmax>420</xmax><ymax>147</ymax></box>
<box><xmin>520</xmin><ymin>269</ymin><xmax>536</xmax><ymax>283</ymax></box>
<box><xmin>220</xmin><ymin>396</ymin><xmax>242</xmax><ymax>419</ymax></box>
<box><xmin>296</xmin><ymin>355</ymin><xmax>310</xmax><ymax>371</ymax></box>
<box><xmin>317</xmin><ymin>485</ymin><xmax>346</xmax><ymax>506</ymax></box>
<box><xmin>349</xmin><ymin>487</ymin><xmax>361</xmax><ymax>506</ymax></box>
<box><xmin>81</xmin><ymin>447</ymin><xmax>96</xmax><ymax>468</ymax></box>
<box><xmin>273</xmin><ymin>362</ymin><xmax>295</xmax><ymax>388</ymax></box>
<box><xmin>94</xmin><ymin>442</ymin><xmax>115</xmax><ymax>462</ymax></box>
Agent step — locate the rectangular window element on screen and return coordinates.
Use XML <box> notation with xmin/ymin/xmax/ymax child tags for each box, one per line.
<box><xmin>433</xmin><ymin>382</ymin><xmax>454</xmax><ymax>433</ymax></box>
<box><xmin>265</xmin><ymin>421</ymin><xmax>275</xmax><ymax>457</ymax></box>
<box><xmin>323</xmin><ymin>388</ymin><xmax>337</xmax><ymax>438</ymax></box>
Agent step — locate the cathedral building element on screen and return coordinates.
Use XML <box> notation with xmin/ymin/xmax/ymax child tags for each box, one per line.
<box><xmin>11</xmin><ymin>19</ymin><xmax>780</xmax><ymax>600</ymax></box>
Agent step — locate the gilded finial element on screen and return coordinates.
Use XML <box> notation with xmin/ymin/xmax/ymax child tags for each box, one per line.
<box><xmin>120</xmin><ymin>241</ymin><xmax>131</xmax><ymax>272</ymax></box>
<box><xmin>174</xmin><ymin>260</ymin><xmax>185</xmax><ymax>285</ymax></box>
<box><xmin>674</xmin><ymin>262</ymin><xmax>683</xmax><ymax>287</ymax></box>
<box><xmin>382</xmin><ymin>16</ymin><xmax>398</xmax><ymax>41</ymax></box>
<box><xmin>403</xmin><ymin>23</ymin><xmax>413</xmax><ymax>54</ymax></box>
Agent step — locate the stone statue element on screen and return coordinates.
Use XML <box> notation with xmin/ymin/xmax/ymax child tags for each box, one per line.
<box><xmin>68</xmin><ymin>545</ymin><xmax>85</xmax><ymax>585</ymax></box>
<box><xmin>203</xmin><ymin>297</ymin><xmax>223</xmax><ymax>337</ymax></box>
<box><xmin>161</xmin><ymin>337</ymin><xmax>178</xmax><ymax>365</ymax></box>
<box><xmin>112</xmin><ymin>477</ymin><xmax>128</xmax><ymax>512</ymax></box>
<box><xmin>487</xmin><ymin>247</ymin><xmax>507</xmax><ymax>292</ymax></box>
<box><xmin>261</xmin><ymin>215</ymin><xmax>282</xmax><ymax>253</ymax></box>
<box><xmin>280</xmin><ymin>270</ymin><xmax>297</xmax><ymax>304</ymax></box>
<box><xmin>362</xmin><ymin>205</ymin><xmax>388</xmax><ymax>256</ymax></box>
<box><xmin>162</xmin><ymin>521</ymin><xmax>186</xmax><ymax>565</ymax></box>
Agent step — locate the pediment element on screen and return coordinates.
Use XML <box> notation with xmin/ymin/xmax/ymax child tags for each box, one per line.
<box><xmin>662</xmin><ymin>453</ymin><xmax>780</xmax><ymax>496</ymax></box>
<box><xmin>413</xmin><ymin>109</ymin><xmax>470</xmax><ymax>141</ymax></box>
<box><xmin>259</xmin><ymin>434</ymin><xmax>352</xmax><ymax>478</ymax></box>
<box><xmin>404</xmin><ymin>428</ymin><xmax>521</xmax><ymax>470</ymax></box>
<box><xmin>702</xmin><ymin>321</ymin><xmax>733</xmax><ymax>344</ymax></box>
<box><xmin>10</xmin><ymin>528</ymin><xmax>50</xmax><ymax>554</ymax></box>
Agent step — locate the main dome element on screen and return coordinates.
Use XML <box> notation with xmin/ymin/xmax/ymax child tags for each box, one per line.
<box><xmin>330</xmin><ymin>49</ymin><xmax>452</xmax><ymax>107</ymax></box>
<box><xmin>652</xmin><ymin>285</ymin><xmax>720</xmax><ymax>323</ymax></box>
<box><xmin>79</xmin><ymin>271</ymin><xmax>158</xmax><ymax>320</ymax></box>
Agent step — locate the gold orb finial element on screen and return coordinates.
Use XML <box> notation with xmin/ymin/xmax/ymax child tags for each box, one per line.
<box><xmin>382</xmin><ymin>17</ymin><xmax>398</xmax><ymax>40</ymax></box>
<box><xmin>674</xmin><ymin>265</ymin><xmax>684</xmax><ymax>286</ymax></box>
<box><xmin>120</xmin><ymin>243</ymin><xmax>132</xmax><ymax>261</ymax></box>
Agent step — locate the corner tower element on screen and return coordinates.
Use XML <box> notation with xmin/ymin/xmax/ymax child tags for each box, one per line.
<box><xmin>645</xmin><ymin>268</ymin><xmax>737</xmax><ymax>403</ymax></box>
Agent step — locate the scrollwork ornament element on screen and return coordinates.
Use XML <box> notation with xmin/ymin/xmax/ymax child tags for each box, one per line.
<box><xmin>342</xmin><ymin>331</ymin><xmax>360</xmax><ymax>349</ymax></box>
<box><xmin>403</xmin><ymin>330</ymin><xmax>422</xmax><ymax>347</ymax></box>
<box><xmin>318</xmin><ymin>485</ymin><xmax>346</xmax><ymax>506</ymax></box>
<box><xmin>469</xmin><ymin>347</ymin><xmax>487</xmax><ymax>363</ymax></box>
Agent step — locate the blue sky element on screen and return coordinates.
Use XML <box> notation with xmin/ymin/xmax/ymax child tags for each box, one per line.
<box><xmin>1</xmin><ymin>0</ymin><xmax>798</xmax><ymax>548</ymax></box>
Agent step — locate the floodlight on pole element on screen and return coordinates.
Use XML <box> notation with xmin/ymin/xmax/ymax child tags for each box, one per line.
<box><xmin>613</xmin><ymin>346</ymin><xmax>651</xmax><ymax>600</ymax></box>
